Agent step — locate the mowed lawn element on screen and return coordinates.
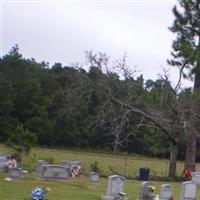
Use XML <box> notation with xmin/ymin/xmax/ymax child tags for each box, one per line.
<box><xmin>1</xmin><ymin>145</ymin><xmax>200</xmax><ymax>199</ymax></box>
<box><xmin>1</xmin><ymin>174</ymin><xmax>200</xmax><ymax>200</ymax></box>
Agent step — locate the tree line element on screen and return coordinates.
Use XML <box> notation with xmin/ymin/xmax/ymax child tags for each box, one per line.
<box><xmin>0</xmin><ymin>46</ymin><xmax>199</xmax><ymax>165</ymax></box>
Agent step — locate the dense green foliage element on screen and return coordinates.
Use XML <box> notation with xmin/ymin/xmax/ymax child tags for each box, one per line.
<box><xmin>1</xmin><ymin>45</ymin><xmax>199</xmax><ymax>160</ymax></box>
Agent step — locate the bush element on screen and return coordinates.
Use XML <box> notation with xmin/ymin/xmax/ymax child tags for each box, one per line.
<box><xmin>41</xmin><ymin>157</ymin><xmax>54</xmax><ymax>164</ymax></box>
<box><xmin>90</xmin><ymin>161</ymin><xmax>100</xmax><ymax>173</ymax></box>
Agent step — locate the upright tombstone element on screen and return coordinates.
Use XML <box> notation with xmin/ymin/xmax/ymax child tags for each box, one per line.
<box><xmin>0</xmin><ymin>155</ymin><xmax>10</xmax><ymax>173</ymax></box>
<box><xmin>180</xmin><ymin>181</ymin><xmax>197</xmax><ymax>200</ymax></box>
<box><xmin>191</xmin><ymin>172</ymin><xmax>200</xmax><ymax>186</ymax></box>
<box><xmin>159</xmin><ymin>184</ymin><xmax>172</xmax><ymax>200</ymax></box>
<box><xmin>90</xmin><ymin>172</ymin><xmax>100</xmax><ymax>184</ymax></box>
<box><xmin>101</xmin><ymin>175</ymin><xmax>127</xmax><ymax>200</ymax></box>
<box><xmin>9</xmin><ymin>167</ymin><xmax>23</xmax><ymax>180</ymax></box>
<box><xmin>38</xmin><ymin>165</ymin><xmax>70</xmax><ymax>181</ymax></box>
<box><xmin>138</xmin><ymin>181</ymin><xmax>154</xmax><ymax>200</ymax></box>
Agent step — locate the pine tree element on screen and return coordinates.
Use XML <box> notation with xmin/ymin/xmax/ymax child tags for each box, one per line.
<box><xmin>168</xmin><ymin>0</ymin><xmax>200</xmax><ymax>171</ymax></box>
<box><xmin>168</xmin><ymin>0</ymin><xmax>200</xmax><ymax>90</ymax></box>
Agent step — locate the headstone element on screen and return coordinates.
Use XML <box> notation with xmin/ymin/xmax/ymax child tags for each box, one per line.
<box><xmin>90</xmin><ymin>172</ymin><xmax>100</xmax><ymax>183</ymax></box>
<box><xmin>9</xmin><ymin>167</ymin><xmax>23</xmax><ymax>180</ymax></box>
<box><xmin>101</xmin><ymin>175</ymin><xmax>127</xmax><ymax>200</ymax></box>
<box><xmin>159</xmin><ymin>184</ymin><xmax>172</xmax><ymax>200</ymax></box>
<box><xmin>36</xmin><ymin>160</ymin><xmax>49</xmax><ymax>178</ymax></box>
<box><xmin>107</xmin><ymin>175</ymin><xmax>125</xmax><ymax>197</ymax></box>
<box><xmin>0</xmin><ymin>155</ymin><xmax>10</xmax><ymax>173</ymax></box>
<box><xmin>138</xmin><ymin>181</ymin><xmax>154</xmax><ymax>200</ymax></box>
<box><xmin>180</xmin><ymin>181</ymin><xmax>197</xmax><ymax>200</ymax></box>
<box><xmin>191</xmin><ymin>172</ymin><xmax>200</xmax><ymax>186</ymax></box>
<box><xmin>38</xmin><ymin>165</ymin><xmax>70</xmax><ymax>181</ymax></box>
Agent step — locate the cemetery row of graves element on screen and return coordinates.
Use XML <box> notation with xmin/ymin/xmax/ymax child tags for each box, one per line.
<box><xmin>1</xmin><ymin>154</ymin><xmax>200</xmax><ymax>200</ymax></box>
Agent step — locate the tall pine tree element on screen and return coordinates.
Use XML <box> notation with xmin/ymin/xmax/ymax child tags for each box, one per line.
<box><xmin>168</xmin><ymin>0</ymin><xmax>200</xmax><ymax>171</ymax></box>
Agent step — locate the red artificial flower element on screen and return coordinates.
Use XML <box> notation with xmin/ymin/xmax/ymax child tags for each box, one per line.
<box><xmin>183</xmin><ymin>169</ymin><xmax>192</xmax><ymax>179</ymax></box>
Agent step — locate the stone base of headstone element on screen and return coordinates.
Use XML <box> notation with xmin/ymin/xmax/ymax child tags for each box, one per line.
<box><xmin>101</xmin><ymin>195</ymin><xmax>115</xmax><ymax>200</ymax></box>
<box><xmin>101</xmin><ymin>195</ymin><xmax>128</xmax><ymax>200</ymax></box>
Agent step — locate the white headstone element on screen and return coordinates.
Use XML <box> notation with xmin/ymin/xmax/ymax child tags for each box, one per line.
<box><xmin>180</xmin><ymin>181</ymin><xmax>196</xmax><ymax>200</ymax></box>
<box><xmin>160</xmin><ymin>184</ymin><xmax>172</xmax><ymax>200</ymax></box>
<box><xmin>191</xmin><ymin>172</ymin><xmax>200</xmax><ymax>186</ymax></box>
<box><xmin>107</xmin><ymin>175</ymin><xmax>125</xmax><ymax>197</ymax></box>
<box><xmin>90</xmin><ymin>172</ymin><xmax>99</xmax><ymax>183</ymax></box>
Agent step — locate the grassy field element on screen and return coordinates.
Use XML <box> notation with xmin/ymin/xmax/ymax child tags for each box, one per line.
<box><xmin>2</xmin><ymin>145</ymin><xmax>200</xmax><ymax>177</ymax></box>
<box><xmin>1</xmin><ymin>173</ymin><xmax>200</xmax><ymax>200</ymax></box>
<box><xmin>1</xmin><ymin>145</ymin><xmax>200</xmax><ymax>199</ymax></box>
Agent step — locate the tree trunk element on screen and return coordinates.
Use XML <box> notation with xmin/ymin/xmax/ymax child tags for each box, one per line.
<box><xmin>194</xmin><ymin>71</ymin><xmax>200</xmax><ymax>91</ymax></box>
<box><xmin>168</xmin><ymin>142</ymin><xmax>178</xmax><ymax>177</ymax></box>
<box><xmin>184</xmin><ymin>127</ymin><xmax>196</xmax><ymax>171</ymax></box>
<box><xmin>184</xmin><ymin>66</ymin><xmax>199</xmax><ymax>171</ymax></box>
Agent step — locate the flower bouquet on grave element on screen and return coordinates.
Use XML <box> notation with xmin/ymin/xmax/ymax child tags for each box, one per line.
<box><xmin>183</xmin><ymin>169</ymin><xmax>192</xmax><ymax>180</ymax></box>
<box><xmin>147</xmin><ymin>185</ymin><xmax>159</xmax><ymax>200</ymax></box>
<box><xmin>31</xmin><ymin>187</ymin><xmax>50</xmax><ymax>200</ymax></box>
<box><xmin>71</xmin><ymin>165</ymin><xmax>82</xmax><ymax>177</ymax></box>
<box><xmin>114</xmin><ymin>192</ymin><xmax>128</xmax><ymax>200</ymax></box>
<box><xmin>6</xmin><ymin>159</ymin><xmax>17</xmax><ymax>169</ymax></box>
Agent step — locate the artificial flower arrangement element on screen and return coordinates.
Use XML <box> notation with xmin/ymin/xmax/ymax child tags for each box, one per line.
<box><xmin>147</xmin><ymin>185</ymin><xmax>175</xmax><ymax>200</ymax></box>
<box><xmin>147</xmin><ymin>185</ymin><xmax>159</xmax><ymax>200</ymax></box>
<box><xmin>71</xmin><ymin>165</ymin><xmax>82</xmax><ymax>177</ymax></box>
<box><xmin>6</xmin><ymin>159</ymin><xmax>17</xmax><ymax>169</ymax></box>
<box><xmin>31</xmin><ymin>187</ymin><xmax>50</xmax><ymax>200</ymax></box>
<box><xmin>183</xmin><ymin>169</ymin><xmax>192</xmax><ymax>179</ymax></box>
<box><xmin>115</xmin><ymin>192</ymin><xmax>127</xmax><ymax>200</ymax></box>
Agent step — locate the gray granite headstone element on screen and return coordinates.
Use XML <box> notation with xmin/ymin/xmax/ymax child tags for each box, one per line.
<box><xmin>101</xmin><ymin>175</ymin><xmax>127</xmax><ymax>200</ymax></box>
<box><xmin>160</xmin><ymin>184</ymin><xmax>172</xmax><ymax>200</ymax></box>
<box><xmin>180</xmin><ymin>181</ymin><xmax>196</xmax><ymax>200</ymax></box>
<box><xmin>107</xmin><ymin>175</ymin><xmax>125</xmax><ymax>197</ymax></box>
<box><xmin>90</xmin><ymin>172</ymin><xmax>100</xmax><ymax>183</ymax></box>
<box><xmin>191</xmin><ymin>172</ymin><xmax>200</xmax><ymax>186</ymax></box>
<box><xmin>138</xmin><ymin>181</ymin><xmax>154</xmax><ymax>200</ymax></box>
<box><xmin>9</xmin><ymin>167</ymin><xmax>23</xmax><ymax>180</ymax></box>
<box><xmin>36</xmin><ymin>160</ymin><xmax>49</xmax><ymax>178</ymax></box>
<box><xmin>38</xmin><ymin>165</ymin><xmax>70</xmax><ymax>180</ymax></box>
<box><xmin>0</xmin><ymin>155</ymin><xmax>10</xmax><ymax>173</ymax></box>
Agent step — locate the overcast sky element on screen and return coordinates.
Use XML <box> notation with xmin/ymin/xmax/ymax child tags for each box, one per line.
<box><xmin>1</xmin><ymin>0</ymin><xmax>193</xmax><ymax>88</ymax></box>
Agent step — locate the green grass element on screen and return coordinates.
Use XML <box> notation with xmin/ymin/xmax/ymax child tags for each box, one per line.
<box><xmin>1</xmin><ymin>145</ymin><xmax>200</xmax><ymax>199</ymax></box>
<box><xmin>1</xmin><ymin>173</ymin><xmax>200</xmax><ymax>200</ymax></box>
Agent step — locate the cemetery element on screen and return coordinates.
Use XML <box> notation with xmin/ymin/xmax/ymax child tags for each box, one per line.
<box><xmin>1</xmin><ymin>0</ymin><xmax>200</xmax><ymax>199</ymax></box>
<box><xmin>1</xmin><ymin>146</ymin><xmax>200</xmax><ymax>200</ymax></box>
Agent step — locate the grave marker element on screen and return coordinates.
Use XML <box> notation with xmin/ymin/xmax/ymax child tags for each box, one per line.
<box><xmin>160</xmin><ymin>184</ymin><xmax>172</xmax><ymax>200</ymax></box>
<box><xmin>138</xmin><ymin>181</ymin><xmax>155</xmax><ymax>200</ymax></box>
<box><xmin>90</xmin><ymin>172</ymin><xmax>100</xmax><ymax>183</ymax></box>
<box><xmin>38</xmin><ymin>165</ymin><xmax>70</xmax><ymax>181</ymax></box>
<box><xmin>180</xmin><ymin>181</ymin><xmax>197</xmax><ymax>200</ymax></box>
<box><xmin>0</xmin><ymin>155</ymin><xmax>10</xmax><ymax>173</ymax></box>
<box><xmin>191</xmin><ymin>172</ymin><xmax>200</xmax><ymax>186</ymax></box>
<box><xmin>9</xmin><ymin>167</ymin><xmax>23</xmax><ymax>180</ymax></box>
<box><xmin>101</xmin><ymin>175</ymin><xmax>128</xmax><ymax>200</ymax></box>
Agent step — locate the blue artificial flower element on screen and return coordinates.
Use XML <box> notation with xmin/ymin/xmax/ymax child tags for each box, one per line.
<box><xmin>31</xmin><ymin>187</ymin><xmax>47</xmax><ymax>200</ymax></box>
